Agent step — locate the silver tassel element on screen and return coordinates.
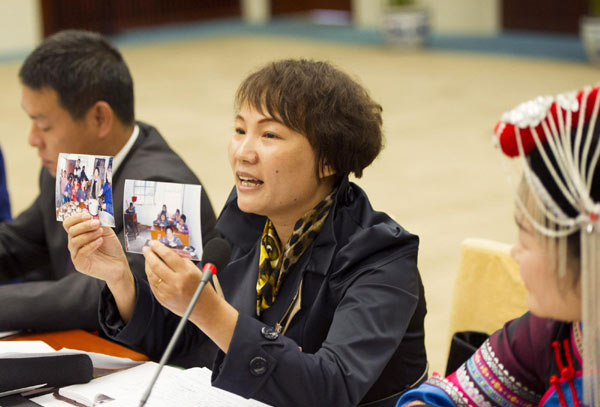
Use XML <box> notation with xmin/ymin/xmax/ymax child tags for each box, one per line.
<box><xmin>582</xmin><ymin>224</ymin><xmax>600</xmax><ymax>407</ymax></box>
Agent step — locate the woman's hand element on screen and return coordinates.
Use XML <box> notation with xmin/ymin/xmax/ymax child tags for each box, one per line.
<box><xmin>63</xmin><ymin>212</ymin><xmax>128</xmax><ymax>285</ymax></box>
<box><xmin>143</xmin><ymin>241</ymin><xmax>239</xmax><ymax>352</ymax></box>
<box><xmin>63</xmin><ymin>212</ymin><xmax>136</xmax><ymax>322</ymax></box>
<box><xmin>143</xmin><ymin>240</ymin><xmax>203</xmax><ymax>316</ymax></box>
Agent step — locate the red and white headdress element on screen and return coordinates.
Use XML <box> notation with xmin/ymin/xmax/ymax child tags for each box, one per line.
<box><xmin>495</xmin><ymin>85</ymin><xmax>600</xmax><ymax>406</ymax></box>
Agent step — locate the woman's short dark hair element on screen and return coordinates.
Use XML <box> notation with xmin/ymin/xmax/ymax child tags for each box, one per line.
<box><xmin>19</xmin><ymin>30</ymin><xmax>134</xmax><ymax>125</ymax></box>
<box><xmin>235</xmin><ymin>59</ymin><xmax>383</xmax><ymax>179</ymax></box>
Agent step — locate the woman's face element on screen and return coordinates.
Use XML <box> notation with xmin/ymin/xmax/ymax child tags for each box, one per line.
<box><xmin>511</xmin><ymin>210</ymin><xmax>581</xmax><ymax>321</ymax></box>
<box><xmin>229</xmin><ymin>104</ymin><xmax>332</xmax><ymax>223</ymax></box>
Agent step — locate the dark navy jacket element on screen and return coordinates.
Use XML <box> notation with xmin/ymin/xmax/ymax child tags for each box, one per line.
<box><xmin>101</xmin><ymin>178</ymin><xmax>427</xmax><ymax>407</ymax></box>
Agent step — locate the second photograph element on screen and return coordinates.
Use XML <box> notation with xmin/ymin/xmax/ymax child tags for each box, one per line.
<box><xmin>123</xmin><ymin>180</ymin><xmax>203</xmax><ymax>261</ymax></box>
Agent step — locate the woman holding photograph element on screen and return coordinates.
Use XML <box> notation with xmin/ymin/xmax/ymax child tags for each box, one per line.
<box><xmin>64</xmin><ymin>59</ymin><xmax>427</xmax><ymax>407</ymax></box>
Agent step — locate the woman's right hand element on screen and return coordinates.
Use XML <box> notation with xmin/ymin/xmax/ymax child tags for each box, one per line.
<box><xmin>63</xmin><ymin>212</ymin><xmax>137</xmax><ymax>322</ymax></box>
<box><xmin>63</xmin><ymin>212</ymin><xmax>129</xmax><ymax>285</ymax></box>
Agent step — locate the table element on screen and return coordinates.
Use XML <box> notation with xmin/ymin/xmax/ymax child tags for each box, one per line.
<box><xmin>4</xmin><ymin>330</ymin><xmax>148</xmax><ymax>361</ymax></box>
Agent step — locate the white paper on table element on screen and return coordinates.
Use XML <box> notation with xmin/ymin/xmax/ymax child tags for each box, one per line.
<box><xmin>0</xmin><ymin>340</ymin><xmax>56</xmax><ymax>356</ymax></box>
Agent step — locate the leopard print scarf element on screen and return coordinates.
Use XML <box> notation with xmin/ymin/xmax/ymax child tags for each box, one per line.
<box><xmin>256</xmin><ymin>190</ymin><xmax>335</xmax><ymax>316</ymax></box>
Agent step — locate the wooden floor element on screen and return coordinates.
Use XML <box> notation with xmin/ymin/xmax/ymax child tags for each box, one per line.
<box><xmin>1</xmin><ymin>33</ymin><xmax>598</xmax><ymax>373</ymax></box>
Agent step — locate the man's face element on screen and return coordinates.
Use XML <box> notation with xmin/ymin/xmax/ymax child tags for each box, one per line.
<box><xmin>21</xmin><ymin>86</ymin><xmax>95</xmax><ymax>177</ymax></box>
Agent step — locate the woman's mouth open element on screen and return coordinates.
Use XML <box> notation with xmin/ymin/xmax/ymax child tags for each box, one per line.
<box><xmin>238</xmin><ymin>175</ymin><xmax>263</xmax><ymax>188</ymax></box>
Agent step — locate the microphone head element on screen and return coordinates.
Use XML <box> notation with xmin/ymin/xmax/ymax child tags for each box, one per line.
<box><xmin>201</xmin><ymin>237</ymin><xmax>231</xmax><ymax>272</ymax></box>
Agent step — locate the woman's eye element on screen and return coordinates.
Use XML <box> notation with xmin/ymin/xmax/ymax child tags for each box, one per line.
<box><xmin>235</xmin><ymin>127</ymin><xmax>245</xmax><ymax>135</ymax></box>
<box><xmin>264</xmin><ymin>132</ymin><xmax>277</xmax><ymax>139</ymax></box>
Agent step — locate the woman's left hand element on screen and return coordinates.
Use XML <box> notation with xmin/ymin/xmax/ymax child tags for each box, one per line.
<box><xmin>142</xmin><ymin>240</ymin><xmax>239</xmax><ymax>353</ymax></box>
<box><xmin>143</xmin><ymin>240</ymin><xmax>205</xmax><ymax>317</ymax></box>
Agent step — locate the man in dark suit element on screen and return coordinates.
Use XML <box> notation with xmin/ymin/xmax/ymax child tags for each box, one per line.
<box><xmin>0</xmin><ymin>30</ymin><xmax>218</xmax><ymax>332</ymax></box>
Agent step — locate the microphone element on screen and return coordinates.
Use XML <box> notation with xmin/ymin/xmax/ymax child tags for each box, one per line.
<box><xmin>139</xmin><ymin>237</ymin><xmax>231</xmax><ymax>407</ymax></box>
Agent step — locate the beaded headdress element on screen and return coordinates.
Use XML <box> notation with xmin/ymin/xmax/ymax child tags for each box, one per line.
<box><xmin>495</xmin><ymin>85</ymin><xmax>600</xmax><ymax>406</ymax></box>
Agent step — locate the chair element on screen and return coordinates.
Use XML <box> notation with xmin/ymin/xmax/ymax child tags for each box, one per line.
<box><xmin>446</xmin><ymin>237</ymin><xmax>528</xmax><ymax>357</ymax></box>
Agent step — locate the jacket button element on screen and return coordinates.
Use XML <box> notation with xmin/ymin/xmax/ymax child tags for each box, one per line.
<box><xmin>261</xmin><ymin>326</ymin><xmax>279</xmax><ymax>340</ymax></box>
<box><xmin>249</xmin><ymin>356</ymin><xmax>268</xmax><ymax>376</ymax></box>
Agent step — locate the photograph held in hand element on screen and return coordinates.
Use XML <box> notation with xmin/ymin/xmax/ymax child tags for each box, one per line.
<box><xmin>55</xmin><ymin>153</ymin><xmax>115</xmax><ymax>227</ymax></box>
<box><xmin>122</xmin><ymin>179</ymin><xmax>203</xmax><ymax>261</ymax></box>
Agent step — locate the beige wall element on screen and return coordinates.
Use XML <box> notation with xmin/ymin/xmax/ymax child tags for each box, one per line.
<box><xmin>420</xmin><ymin>0</ymin><xmax>500</xmax><ymax>35</ymax></box>
<box><xmin>352</xmin><ymin>0</ymin><xmax>387</xmax><ymax>29</ymax></box>
<box><xmin>0</xmin><ymin>0</ymin><xmax>41</xmax><ymax>55</ymax></box>
<box><xmin>352</xmin><ymin>0</ymin><xmax>501</xmax><ymax>35</ymax></box>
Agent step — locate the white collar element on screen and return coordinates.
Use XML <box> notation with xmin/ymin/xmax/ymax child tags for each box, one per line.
<box><xmin>112</xmin><ymin>124</ymin><xmax>139</xmax><ymax>175</ymax></box>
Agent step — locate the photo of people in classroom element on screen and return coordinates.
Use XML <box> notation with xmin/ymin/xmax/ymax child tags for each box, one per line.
<box><xmin>55</xmin><ymin>153</ymin><xmax>115</xmax><ymax>227</ymax></box>
<box><xmin>122</xmin><ymin>179</ymin><xmax>202</xmax><ymax>260</ymax></box>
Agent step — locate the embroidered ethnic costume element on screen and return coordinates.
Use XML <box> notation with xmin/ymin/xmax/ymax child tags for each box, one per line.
<box><xmin>398</xmin><ymin>313</ymin><xmax>583</xmax><ymax>407</ymax></box>
<box><xmin>256</xmin><ymin>189</ymin><xmax>335</xmax><ymax>316</ymax></box>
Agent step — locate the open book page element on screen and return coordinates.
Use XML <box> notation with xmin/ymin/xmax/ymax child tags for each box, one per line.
<box><xmin>142</xmin><ymin>367</ymin><xmax>271</xmax><ymax>407</ymax></box>
<box><xmin>34</xmin><ymin>362</ymin><xmax>270</xmax><ymax>407</ymax></box>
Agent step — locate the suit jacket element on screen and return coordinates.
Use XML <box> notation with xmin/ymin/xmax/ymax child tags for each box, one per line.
<box><xmin>100</xmin><ymin>178</ymin><xmax>427</xmax><ymax>407</ymax></box>
<box><xmin>0</xmin><ymin>121</ymin><xmax>217</xmax><ymax>332</ymax></box>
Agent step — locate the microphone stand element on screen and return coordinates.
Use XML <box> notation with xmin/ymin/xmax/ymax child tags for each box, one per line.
<box><xmin>138</xmin><ymin>265</ymin><xmax>215</xmax><ymax>407</ymax></box>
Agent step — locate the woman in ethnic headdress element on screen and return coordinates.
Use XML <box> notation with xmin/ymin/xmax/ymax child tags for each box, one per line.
<box><xmin>398</xmin><ymin>86</ymin><xmax>600</xmax><ymax>407</ymax></box>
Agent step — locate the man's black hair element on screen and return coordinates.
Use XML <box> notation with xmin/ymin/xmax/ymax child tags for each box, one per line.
<box><xmin>19</xmin><ymin>29</ymin><xmax>134</xmax><ymax>125</ymax></box>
